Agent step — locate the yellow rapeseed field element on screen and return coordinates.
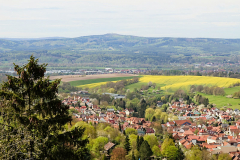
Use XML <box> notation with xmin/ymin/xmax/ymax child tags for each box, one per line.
<box><xmin>77</xmin><ymin>75</ymin><xmax>240</xmax><ymax>91</ymax></box>
<box><xmin>139</xmin><ymin>75</ymin><xmax>240</xmax><ymax>91</ymax></box>
<box><xmin>78</xmin><ymin>81</ymin><xmax>117</xmax><ymax>88</ymax></box>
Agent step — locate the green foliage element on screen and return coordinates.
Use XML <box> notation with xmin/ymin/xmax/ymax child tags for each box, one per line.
<box><xmin>139</xmin><ymin>140</ymin><xmax>153</xmax><ymax>160</ymax></box>
<box><xmin>125</xmin><ymin>128</ymin><xmax>137</xmax><ymax>136</ymax></box>
<box><xmin>163</xmin><ymin>145</ymin><xmax>179</xmax><ymax>160</ymax></box>
<box><xmin>91</xmin><ymin>136</ymin><xmax>108</xmax><ymax>155</ymax></box>
<box><xmin>152</xmin><ymin>145</ymin><xmax>161</xmax><ymax>157</ymax></box>
<box><xmin>217</xmin><ymin>153</ymin><xmax>232</xmax><ymax>160</ymax></box>
<box><xmin>124</xmin><ymin>135</ymin><xmax>131</xmax><ymax>154</ymax></box>
<box><xmin>185</xmin><ymin>146</ymin><xmax>210</xmax><ymax>160</ymax></box>
<box><xmin>73</xmin><ymin>121</ymin><xmax>97</xmax><ymax>139</ymax></box>
<box><xmin>59</xmin><ymin>82</ymin><xmax>78</xmax><ymax>93</ymax></box>
<box><xmin>132</xmin><ymin>151</ymin><xmax>136</xmax><ymax>160</ymax></box>
<box><xmin>144</xmin><ymin>135</ymin><xmax>158</xmax><ymax>148</ymax></box>
<box><xmin>138</xmin><ymin>99</ymin><xmax>147</xmax><ymax>118</ymax></box>
<box><xmin>129</xmin><ymin>134</ymin><xmax>138</xmax><ymax>150</ymax></box>
<box><xmin>161</xmin><ymin>137</ymin><xmax>175</xmax><ymax>155</ymax></box>
<box><xmin>233</xmin><ymin>90</ymin><xmax>240</xmax><ymax>98</ymax></box>
<box><xmin>0</xmin><ymin>56</ymin><xmax>90</xmax><ymax>159</ymax></box>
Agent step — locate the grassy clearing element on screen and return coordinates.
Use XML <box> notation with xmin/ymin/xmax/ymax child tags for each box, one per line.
<box><xmin>197</xmin><ymin>86</ymin><xmax>240</xmax><ymax>109</ymax></box>
<box><xmin>71</xmin><ymin>76</ymin><xmax>140</xmax><ymax>87</ymax></box>
<box><xmin>197</xmin><ymin>92</ymin><xmax>240</xmax><ymax>109</ymax></box>
<box><xmin>224</xmin><ymin>86</ymin><xmax>240</xmax><ymax>95</ymax></box>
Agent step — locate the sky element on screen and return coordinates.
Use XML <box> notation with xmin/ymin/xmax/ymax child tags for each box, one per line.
<box><xmin>0</xmin><ymin>0</ymin><xmax>240</xmax><ymax>38</ymax></box>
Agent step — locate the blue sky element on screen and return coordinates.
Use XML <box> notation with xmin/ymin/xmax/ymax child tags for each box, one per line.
<box><xmin>1</xmin><ymin>0</ymin><xmax>240</xmax><ymax>38</ymax></box>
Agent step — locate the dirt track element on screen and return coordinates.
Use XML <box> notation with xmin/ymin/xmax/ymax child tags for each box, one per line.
<box><xmin>49</xmin><ymin>74</ymin><xmax>138</xmax><ymax>82</ymax></box>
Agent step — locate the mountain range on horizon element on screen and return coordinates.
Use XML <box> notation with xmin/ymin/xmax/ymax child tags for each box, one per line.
<box><xmin>0</xmin><ymin>33</ymin><xmax>240</xmax><ymax>70</ymax></box>
<box><xmin>1</xmin><ymin>33</ymin><xmax>240</xmax><ymax>41</ymax></box>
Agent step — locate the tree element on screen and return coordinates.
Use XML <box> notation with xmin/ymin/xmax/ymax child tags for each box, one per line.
<box><xmin>132</xmin><ymin>151</ymin><xmax>136</xmax><ymax>160</ymax></box>
<box><xmin>194</xmin><ymin>129</ymin><xmax>199</xmax><ymax>135</ymax></box>
<box><xmin>139</xmin><ymin>140</ymin><xmax>153</xmax><ymax>160</ymax></box>
<box><xmin>101</xmin><ymin>154</ymin><xmax>108</xmax><ymax>160</ymax></box>
<box><xmin>92</xmin><ymin>136</ymin><xmax>108</xmax><ymax>155</ymax></box>
<box><xmin>125</xmin><ymin>128</ymin><xmax>137</xmax><ymax>135</ymax></box>
<box><xmin>185</xmin><ymin>146</ymin><xmax>204</xmax><ymax>160</ymax></box>
<box><xmin>217</xmin><ymin>153</ymin><xmax>232</xmax><ymax>160</ymax></box>
<box><xmin>144</xmin><ymin>135</ymin><xmax>158</xmax><ymax>148</ymax></box>
<box><xmin>145</xmin><ymin>108</ymin><xmax>155</xmax><ymax>121</ymax></box>
<box><xmin>137</xmin><ymin>136</ymin><xmax>144</xmax><ymax>151</ymax></box>
<box><xmin>138</xmin><ymin>99</ymin><xmax>147</xmax><ymax>118</ymax></box>
<box><xmin>152</xmin><ymin>145</ymin><xmax>161</xmax><ymax>157</ymax></box>
<box><xmin>110</xmin><ymin>148</ymin><xmax>127</xmax><ymax>160</ymax></box>
<box><xmin>137</xmin><ymin>136</ymin><xmax>140</xmax><ymax>150</ymax></box>
<box><xmin>0</xmin><ymin>56</ymin><xmax>90</xmax><ymax>159</ymax></box>
<box><xmin>119</xmin><ymin>122</ymin><xmax>122</xmax><ymax>132</ymax></box>
<box><xmin>129</xmin><ymin>134</ymin><xmax>138</xmax><ymax>150</ymax></box>
<box><xmin>161</xmin><ymin>137</ymin><xmax>175</xmax><ymax>155</ymax></box>
<box><xmin>124</xmin><ymin>135</ymin><xmax>131</xmax><ymax>154</ymax></box>
<box><xmin>163</xmin><ymin>145</ymin><xmax>179</xmax><ymax>160</ymax></box>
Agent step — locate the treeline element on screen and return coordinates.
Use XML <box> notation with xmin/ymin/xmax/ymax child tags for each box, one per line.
<box><xmin>59</xmin><ymin>82</ymin><xmax>79</xmax><ymax>93</ymax></box>
<box><xmin>194</xmin><ymin>94</ymin><xmax>209</xmax><ymax>107</ymax></box>
<box><xmin>190</xmin><ymin>85</ymin><xmax>225</xmax><ymax>96</ymax></box>
<box><xmin>166</xmin><ymin>89</ymin><xmax>210</xmax><ymax>107</ymax></box>
<box><xmin>144</xmin><ymin>70</ymin><xmax>240</xmax><ymax>79</ymax></box>
<box><xmin>233</xmin><ymin>91</ymin><xmax>240</xmax><ymax>99</ymax></box>
<box><xmin>89</xmin><ymin>77</ymin><xmax>139</xmax><ymax>95</ymax></box>
<box><xmin>140</xmin><ymin>81</ymin><xmax>158</xmax><ymax>90</ymax></box>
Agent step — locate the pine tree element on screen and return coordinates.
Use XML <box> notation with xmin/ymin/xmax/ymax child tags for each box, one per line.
<box><xmin>119</xmin><ymin>122</ymin><xmax>122</xmax><ymax>132</ymax></box>
<box><xmin>139</xmin><ymin>140</ymin><xmax>153</xmax><ymax>160</ymax></box>
<box><xmin>137</xmin><ymin>136</ymin><xmax>144</xmax><ymax>151</ymax></box>
<box><xmin>138</xmin><ymin>99</ymin><xmax>147</xmax><ymax>118</ymax></box>
<box><xmin>137</xmin><ymin>135</ymin><xmax>140</xmax><ymax>151</ymax></box>
<box><xmin>124</xmin><ymin>135</ymin><xmax>131</xmax><ymax>154</ymax></box>
<box><xmin>132</xmin><ymin>151</ymin><xmax>136</xmax><ymax>160</ymax></box>
<box><xmin>0</xmin><ymin>56</ymin><xmax>90</xmax><ymax>159</ymax></box>
<box><xmin>152</xmin><ymin>116</ymin><xmax>156</xmax><ymax>122</ymax></box>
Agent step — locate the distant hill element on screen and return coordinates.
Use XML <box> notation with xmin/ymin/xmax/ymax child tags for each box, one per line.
<box><xmin>0</xmin><ymin>34</ymin><xmax>240</xmax><ymax>69</ymax></box>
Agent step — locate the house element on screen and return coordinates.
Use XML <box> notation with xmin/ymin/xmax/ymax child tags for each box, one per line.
<box><xmin>229</xmin><ymin>126</ymin><xmax>240</xmax><ymax>136</ymax></box>
<box><xmin>125</xmin><ymin>108</ymin><xmax>134</xmax><ymax>116</ymax></box>
<box><xmin>207</xmin><ymin>136</ymin><xmax>221</xmax><ymax>144</ymax></box>
<box><xmin>157</xmin><ymin>101</ymin><xmax>163</xmax><ymax>107</ymax></box>
<box><xmin>210</xmin><ymin>146</ymin><xmax>237</xmax><ymax>154</ymax></box>
<box><xmin>80</xmin><ymin>106</ymin><xmax>87</xmax><ymax>113</ymax></box>
<box><xmin>234</xmin><ymin>109</ymin><xmax>240</xmax><ymax>115</ymax></box>
<box><xmin>104</xmin><ymin>142</ymin><xmax>115</xmax><ymax>155</ymax></box>
<box><xmin>174</xmin><ymin>120</ymin><xmax>192</xmax><ymax>126</ymax></box>
<box><xmin>137</xmin><ymin>128</ymin><xmax>145</xmax><ymax>136</ymax></box>
<box><xmin>145</xmin><ymin>128</ymin><xmax>155</xmax><ymax>135</ymax></box>
<box><xmin>107</xmin><ymin>108</ymin><xmax>115</xmax><ymax>112</ymax></box>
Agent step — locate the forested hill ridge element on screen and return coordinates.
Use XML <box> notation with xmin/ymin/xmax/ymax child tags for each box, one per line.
<box><xmin>1</xmin><ymin>33</ymin><xmax>240</xmax><ymax>69</ymax></box>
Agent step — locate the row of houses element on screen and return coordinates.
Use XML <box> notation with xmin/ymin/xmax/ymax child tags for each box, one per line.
<box><xmin>166</xmin><ymin>101</ymin><xmax>240</xmax><ymax>159</ymax></box>
<box><xmin>64</xmin><ymin>96</ymin><xmax>156</xmax><ymax>136</ymax></box>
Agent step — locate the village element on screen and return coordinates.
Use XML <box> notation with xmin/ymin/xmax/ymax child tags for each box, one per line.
<box><xmin>62</xmin><ymin>95</ymin><xmax>240</xmax><ymax>159</ymax></box>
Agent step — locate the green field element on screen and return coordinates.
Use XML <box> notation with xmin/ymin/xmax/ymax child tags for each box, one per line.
<box><xmin>224</xmin><ymin>86</ymin><xmax>240</xmax><ymax>95</ymax></box>
<box><xmin>70</xmin><ymin>76</ymin><xmax>140</xmax><ymax>87</ymax></box>
<box><xmin>198</xmin><ymin>92</ymin><xmax>240</xmax><ymax>109</ymax></box>
<box><xmin>196</xmin><ymin>86</ymin><xmax>240</xmax><ymax>109</ymax></box>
